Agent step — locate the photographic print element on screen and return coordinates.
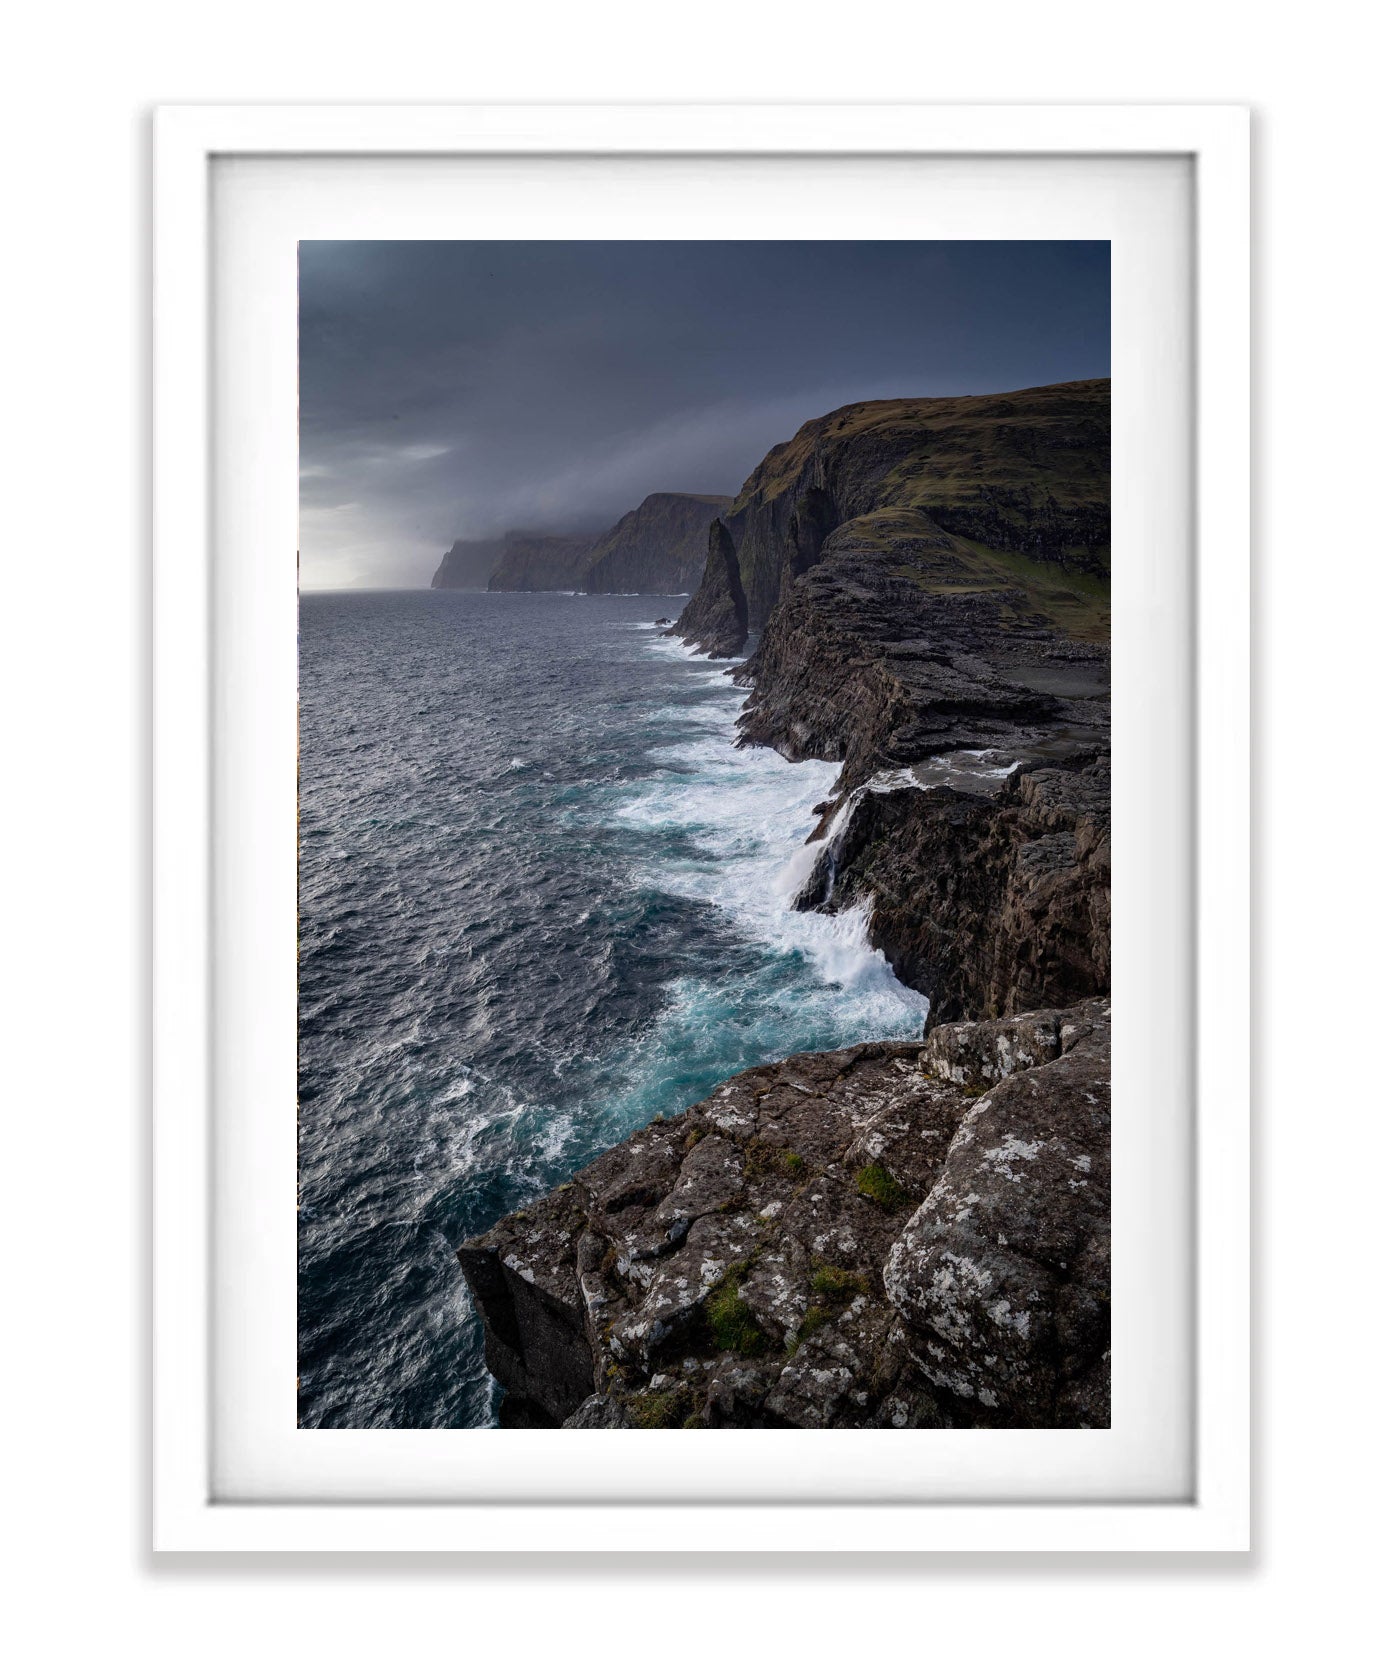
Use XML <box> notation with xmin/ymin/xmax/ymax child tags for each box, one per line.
<box><xmin>297</xmin><ymin>239</ymin><xmax>1110</xmax><ymax>1431</ymax></box>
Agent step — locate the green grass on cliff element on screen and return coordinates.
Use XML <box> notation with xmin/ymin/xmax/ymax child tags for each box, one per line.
<box><xmin>911</xmin><ymin>536</ymin><xmax>1110</xmax><ymax>644</ymax></box>
<box><xmin>728</xmin><ymin>381</ymin><xmax>1109</xmax><ymax>517</ymax></box>
<box><xmin>727</xmin><ymin>382</ymin><xmax>1110</xmax><ymax>643</ymax></box>
<box><xmin>704</xmin><ymin>1267</ymin><xmax>768</xmax><ymax>1355</ymax></box>
<box><xmin>855</xmin><ymin>1161</ymin><xmax>914</xmax><ymax>1212</ymax></box>
<box><xmin>833</xmin><ymin>508</ymin><xmax>1110</xmax><ymax>643</ymax></box>
<box><xmin>626</xmin><ymin>1390</ymin><xmax>690</xmax><ymax>1428</ymax></box>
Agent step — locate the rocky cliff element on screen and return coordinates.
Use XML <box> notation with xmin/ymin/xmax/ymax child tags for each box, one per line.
<box><xmin>728</xmin><ymin>379</ymin><xmax>1110</xmax><ymax>1017</ymax></box>
<box><xmin>797</xmin><ymin>755</ymin><xmax>1109</xmax><ymax>1025</ymax></box>
<box><xmin>582</xmin><ymin>492</ymin><xmax>731</xmax><ymax>595</ymax></box>
<box><xmin>459</xmin><ymin>998</ymin><xmax>1109</xmax><ymax>1428</ymax></box>
<box><xmin>456</xmin><ymin>378</ymin><xmax>1111</xmax><ymax>1428</ymax></box>
<box><xmin>430</xmin><ymin>537</ymin><xmax>507</xmax><ymax>590</ymax></box>
<box><xmin>734</xmin><ymin>546</ymin><xmax>1107</xmax><ymax>790</ymax></box>
<box><xmin>677</xmin><ymin>379</ymin><xmax>1109</xmax><ymax>655</ymax></box>
<box><xmin>487</xmin><ymin>532</ymin><xmax>599</xmax><ymax>593</ymax></box>
<box><xmin>665</xmin><ymin>519</ymin><xmax>748</xmax><ymax>656</ymax></box>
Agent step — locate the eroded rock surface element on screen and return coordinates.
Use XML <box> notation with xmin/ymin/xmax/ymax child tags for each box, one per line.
<box><xmin>458</xmin><ymin>1001</ymin><xmax>1109</xmax><ymax>1428</ymax></box>
<box><xmin>734</xmin><ymin>545</ymin><xmax>1108</xmax><ymax>791</ymax></box>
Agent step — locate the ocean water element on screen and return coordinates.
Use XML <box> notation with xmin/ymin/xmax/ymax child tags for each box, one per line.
<box><xmin>297</xmin><ymin>590</ymin><xmax>927</xmax><ymax>1427</ymax></box>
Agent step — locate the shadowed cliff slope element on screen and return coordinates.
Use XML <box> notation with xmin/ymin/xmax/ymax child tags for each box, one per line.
<box><xmin>439</xmin><ymin>493</ymin><xmax>732</xmax><ymax>595</ymax></box>
<box><xmin>582</xmin><ymin>492</ymin><xmax>731</xmax><ymax>595</ymax></box>
<box><xmin>680</xmin><ymin>379</ymin><xmax>1109</xmax><ymax>652</ymax></box>
<box><xmin>431</xmin><ymin>537</ymin><xmax>507</xmax><ymax>590</ymax></box>
<box><xmin>487</xmin><ymin>533</ymin><xmax>599</xmax><ymax>592</ymax></box>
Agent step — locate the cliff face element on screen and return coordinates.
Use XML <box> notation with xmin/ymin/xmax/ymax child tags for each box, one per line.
<box><xmin>729</xmin><ymin>381</ymin><xmax>1110</xmax><ymax>1018</ymax></box>
<box><xmin>665</xmin><ymin>520</ymin><xmax>748</xmax><ymax>656</ymax></box>
<box><xmin>582</xmin><ymin>493</ymin><xmax>730</xmax><ymax>595</ymax></box>
<box><xmin>459</xmin><ymin>998</ymin><xmax>1109</xmax><ymax>1428</ymax></box>
<box><xmin>431</xmin><ymin>537</ymin><xmax>507</xmax><ymax>590</ymax></box>
<box><xmin>732</xmin><ymin>544</ymin><xmax>1110</xmax><ymax>1021</ymax></box>
<box><xmin>487</xmin><ymin>533</ymin><xmax>599</xmax><ymax>593</ymax></box>
<box><xmin>679</xmin><ymin>379</ymin><xmax>1109</xmax><ymax>652</ymax></box>
<box><xmin>738</xmin><ymin>379</ymin><xmax>1109</xmax><ymax>624</ymax></box>
<box><xmin>735</xmin><ymin>548</ymin><xmax>1106</xmax><ymax>789</ymax></box>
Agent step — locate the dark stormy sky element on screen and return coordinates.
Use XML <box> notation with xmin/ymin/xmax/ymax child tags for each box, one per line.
<box><xmin>298</xmin><ymin>241</ymin><xmax>1109</xmax><ymax>590</ymax></box>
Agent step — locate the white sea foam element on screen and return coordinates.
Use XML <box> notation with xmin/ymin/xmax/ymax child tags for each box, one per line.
<box><xmin>638</xmin><ymin>632</ymin><xmax>706</xmax><ymax>661</ymax></box>
<box><xmin>438</xmin><ymin>1068</ymin><xmax>478</xmax><ymax>1104</ymax></box>
<box><xmin>611</xmin><ymin>638</ymin><xmax>926</xmax><ymax>1042</ymax></box>
<box><xmin>634</xmin><ymin>627</ymin><xmax>746</xmax><ymax>669</ymax></box>
<box><xmin>863</xmin><ymin>766</ymin><xmax>921</xmax><ymax>793</ymax></box>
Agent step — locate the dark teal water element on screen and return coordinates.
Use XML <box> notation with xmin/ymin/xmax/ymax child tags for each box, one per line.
<box><xmin>297</xmin><ymin>590</ymin><xmax>925</xmax><ymax>1427</ymax></box>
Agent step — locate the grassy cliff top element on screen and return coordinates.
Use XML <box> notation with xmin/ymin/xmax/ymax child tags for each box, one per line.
<box><xmin>729</xmin><ymin>378</ymin><xmax>1109</xmax><ymax>521</ymax></box>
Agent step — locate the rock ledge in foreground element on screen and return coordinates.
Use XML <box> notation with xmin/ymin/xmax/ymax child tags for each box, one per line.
<box><xmin>458</xmin><ymin>999</ymin><xmax>1109</xmax><ymax>1429</ymax></box>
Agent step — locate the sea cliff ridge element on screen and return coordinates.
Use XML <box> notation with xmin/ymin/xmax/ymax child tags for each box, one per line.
<box><xmin>432</xmin><ymin>492</ymin><xmax>732</xmax><ymax>596</ymax></box>
<box><xmin>457</xmin><ymin>378</ymin><xmax>1111</xmax><ymax>1428</ymax></box>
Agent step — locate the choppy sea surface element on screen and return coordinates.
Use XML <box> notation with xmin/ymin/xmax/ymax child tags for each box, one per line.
<box><xmin>298</xmin><ymin>590</ymin><xmax>926</xmax><ymax>1427</ymax></box>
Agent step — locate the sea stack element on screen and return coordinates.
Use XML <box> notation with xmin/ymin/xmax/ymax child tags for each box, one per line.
<box><xmin>666</xmin><ymin>519</ymin><xmax>748</xmax><ymax>656</ymax></box>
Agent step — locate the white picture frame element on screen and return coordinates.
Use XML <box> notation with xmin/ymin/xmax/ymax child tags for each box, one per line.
<box><xmin>153</xmin><ymin>103</ymin><xmax>1250</xmax><ymax>1553</ymax></box>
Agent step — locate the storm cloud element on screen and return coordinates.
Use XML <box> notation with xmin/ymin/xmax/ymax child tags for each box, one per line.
<box><xmin>298</xmin><ymin>241</ymin><xmax>1109</xmax><ymax>590</ymax></box>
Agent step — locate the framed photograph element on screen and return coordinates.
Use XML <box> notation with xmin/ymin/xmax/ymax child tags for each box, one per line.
<box><xmin>153</xmin><ymin>104</ymin><xmax>1249</xmax><ymax>1551</ymax></box>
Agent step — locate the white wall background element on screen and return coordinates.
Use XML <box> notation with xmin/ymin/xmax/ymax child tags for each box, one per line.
<box><xmin>1</xmin><ymin>4</ymin><xmax>1392</xmax><ymax>1673</ymax></box>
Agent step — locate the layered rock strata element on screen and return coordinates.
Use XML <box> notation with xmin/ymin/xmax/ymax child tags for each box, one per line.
<box><xmin>734</xmin><ymin>546</ymin><xmax>1108</xmax><ymax>790</ymax></box>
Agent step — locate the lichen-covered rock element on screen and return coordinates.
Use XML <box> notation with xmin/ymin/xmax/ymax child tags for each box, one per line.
<box><xmin>885</xmin><ymin>1001</ymin><xmax>1110</xmax><ymax>1425</ymax></box>
<box><xmin>458</xmin><ymin>1001</ymin><xmax>1109</xmax><ymax>1428</ymax></box>
<box><xmin>560</xmin><ymin>1393</ymin><xmax>635</xmax><ymax>1428</ymax></box>
<box><xmin>922</xmin><ymin>1001</ymin><xmax>1100</xmax><ymax>1086</ymax></box>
